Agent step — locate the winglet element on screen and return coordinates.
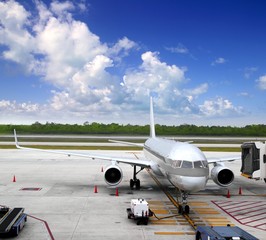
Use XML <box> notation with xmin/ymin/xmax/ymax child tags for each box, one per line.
<box><xmin>150</xmin><ymin>97</ymin><xmax>156</xmax><ymax>138</ymax></box>
<box><xmin>14</xmin><ymin>129</ymin><xmax>21</xmax><ymax>149</ymax></box>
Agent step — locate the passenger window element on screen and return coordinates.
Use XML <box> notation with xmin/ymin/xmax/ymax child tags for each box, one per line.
<box><xmin>181</xmin><ymin>160</ymin><xmax>192</xmax><ymax>168</ymax></box>
<box><xmin>194</xmin><ymin>161</ymin><xmax>203</xmax><ymax>168</ymax></box>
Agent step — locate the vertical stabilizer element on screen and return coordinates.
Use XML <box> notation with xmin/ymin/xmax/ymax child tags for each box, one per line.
<box><xmin>150</xmin><ymin>97</ymin><xmax>156</xmax><ymax>138</ymax></box>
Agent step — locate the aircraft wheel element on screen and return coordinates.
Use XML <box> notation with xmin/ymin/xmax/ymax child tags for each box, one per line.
<box><xmin>130</xmin><ymin>179</ymin><xmax>134</xmax><ymax>189</ymax></box>
<box><xmin>136</xmin><ymin>179</ymin><xmax>140</xmax><ymax>190</ymax></box>
<box><xmin>178</xmin><ymin>205</ymin><xmax>183</xmax><ymax>214</ymax></box>
<box><xmin>185</xmin><ymin>205</ymin><xmax>190</xmax><ymax>214</ymax></box>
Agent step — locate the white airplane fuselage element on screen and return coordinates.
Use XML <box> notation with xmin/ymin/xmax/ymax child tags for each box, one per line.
<box><xmin>144</xmin><ymin>137</ymin><xmax>209</xmax><ymax>192</ymax></box>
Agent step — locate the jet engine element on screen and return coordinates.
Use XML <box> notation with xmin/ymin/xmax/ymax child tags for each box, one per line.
<box><xmin>104</xmin><ymin>164</ymin><xmax>123</xmax><ymax>186</ymax></box>
<box><xmin>211</xmin><ymin>165</ymin><xmax>234</xmax><ymax>187</ymax></box>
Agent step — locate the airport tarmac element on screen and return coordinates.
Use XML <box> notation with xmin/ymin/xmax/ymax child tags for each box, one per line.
<box><xmin>0</xmin><ymin>149</ymin><xmax>265</xmax><ymax>239</ymax></box>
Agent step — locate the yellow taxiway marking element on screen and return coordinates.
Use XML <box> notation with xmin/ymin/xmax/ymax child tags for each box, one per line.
<box><xmin>193</xmin><ymin>208</ymin><xmax>220</xmax><ymax>214</ymax></box>
<box><xmin>154</xmin><ymin>231</ymin><xmax>195</xmax><ymax>235</ymax></box>
<box><xmin>189</xmin><ymin>201</ymin><xmax>209</xmax><ymax>206</ymax></box>
<box><xmin>151</xmin><ymin>209</ymin><xmax>170</xmax><ymax>214</ymax></box>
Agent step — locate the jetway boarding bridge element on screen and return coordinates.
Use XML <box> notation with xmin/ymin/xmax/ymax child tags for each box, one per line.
<box><xmin>241</xmin><ymin>141</ymin><xmax>266</xmax><ymax>182</ymax></box>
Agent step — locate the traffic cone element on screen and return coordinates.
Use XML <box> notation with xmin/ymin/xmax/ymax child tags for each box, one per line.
<box><xmin>115</xmin><ymin>188</ymin><xmax>119</xmax><ymax>196</ymax></box>
<box><xmin>226</xmin><ymin>189</ymin><xmax>230</xmax><ymax>198</ymax></box>
<box><xmin>13</xmin><ymin>175</ymin><xmax>16</xmax><ymax>182</ymax></box>
<box><xmin>239</xmin><ymin>187</ymin><xmax>242</xmax><ymax>195</ymax></box>
<box><xmin>94</xmin><ymin>185</ymin><xmax>98</xmax><ymax>193</ymax></box>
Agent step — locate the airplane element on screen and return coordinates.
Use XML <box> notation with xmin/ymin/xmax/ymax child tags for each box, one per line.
<box><xmin>14</xmin><ymin>97</ymin><xmax>240</xmax><ymax>214</ymax></box>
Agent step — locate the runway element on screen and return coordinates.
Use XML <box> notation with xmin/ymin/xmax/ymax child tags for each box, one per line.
<box><xmin>0</xmin><ymin>149</ymin><xmax>265</xmax><ymax>239</ymax></box>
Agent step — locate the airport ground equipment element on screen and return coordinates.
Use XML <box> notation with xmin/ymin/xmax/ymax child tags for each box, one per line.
<box><xmin>0</xmin><ymin>206</ymin><xmax>27</xmax><ymax>237</ymax></box>
<box><xmin>241</xmin><ymin>141</ymin><xmax>266</xmax><ymax>182</ymax></box>
<box><xmin>195</xmin><ymin>226</ymin><xmax>258</xmax><ymax>240</ymax></box>
<box><xmin>127</xmin><ymin>199</ymin><xmax>153</xmax><ymax>225</ymax></box>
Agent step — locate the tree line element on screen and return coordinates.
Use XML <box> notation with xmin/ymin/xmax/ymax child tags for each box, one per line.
<box><xmin>0</xmin><ymin>122</ymin><xmax>266</xmax><ymax>136</ymax></box>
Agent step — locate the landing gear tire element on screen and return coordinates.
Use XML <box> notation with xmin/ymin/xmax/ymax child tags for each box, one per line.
<box><xmin>178</xmin><ymin>205</ymin><xmax>190</xmax><ymax>214</ymax></box>
<box><xmin>136</xmin><ymin>179</ymin><xmax>140</xmax><ymax>190</ymax></box>
<box><xmin>184</xmin><ymin>205</ymin><xmax>190</xmax><ymax>214</ymax></box>
<box><xmin>130</xmin><ymin>179</ymin><xmax>134</xmax><ymax>189</ymax></box>
<box><xmin>178</xmin><ymin>205</ymin><xmax>183</xmax><ymax>214</ymax></box>
<box><xmin>130</xmin><ymin>179</ymin><xmax>141</xmax><ymax>190</ymax></box>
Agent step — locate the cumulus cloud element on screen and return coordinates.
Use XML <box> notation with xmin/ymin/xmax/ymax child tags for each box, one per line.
<box><xmin>256</xmin><ymin>75</ymin><xmax>266</xmax><ymax>90</ymax></box>
<box><xmin>0</xmin><ymin>100</ymin><xmax>39</xmax><ymax>113</ymax></box>
<box><xmin>0</xmin><ymin>0</ymin><xmax>244</xmax><ymax>124</ymax></box>
<box><xmin>199</xmin><ymin>97</ymin><xmax>243</xmax><ymax>117</ymax></box>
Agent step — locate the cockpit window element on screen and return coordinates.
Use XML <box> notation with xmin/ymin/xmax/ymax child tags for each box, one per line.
<box><xmin>194</xmin><ymin>161</ymin><xmax>204</xmax><ymax>168</ymax></box>
<box><xmin>181</xmin><ymin>160</ymin><xmax>192</xmax><ymax>168</ymax></box>
<box><xmin>202</xmin><ymin>160</ymin><xmax>208</xmax><ymax>168</ymax></box>
<box><xmin>172</xmin><ymin>160</ymin><xmax>182</xmax><ymax>168</ymax></box>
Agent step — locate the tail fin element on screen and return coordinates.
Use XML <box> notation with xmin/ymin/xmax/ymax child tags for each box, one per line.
<box><xmin>150</xmin><ymin>97</ymin><xmax>156</xmax><ymax>138</ymax></box>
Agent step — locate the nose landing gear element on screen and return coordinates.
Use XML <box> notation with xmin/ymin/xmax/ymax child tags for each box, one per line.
<box><xmin>178</xmin><ymin>191</ymin><xmax>190</xmax><ymax>214</ymax></box>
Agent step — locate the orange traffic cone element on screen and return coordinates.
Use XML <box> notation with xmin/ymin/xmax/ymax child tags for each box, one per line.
<box><xmin>239</xmin><ymin>187</ymin><xmax>242</xmax><ymax>195</ymax></box>
<box><xmin>226</xmin><ymin>189</ymin><xmax>230</xmax><ymax>198</ymax></box>
<box><xmin>13</xmin><ymin>175</ymin><xmax>16</xmax><ymax>182</ymax></box>
<box><xmin>115</xmin><ymin>188</ymin><xmax>119</xmax><ymax>196</ymax></box>
<box><xmin>94</xmin><ymin>185</ymin><xmax>98</xmax><ymax>193</ymax></box>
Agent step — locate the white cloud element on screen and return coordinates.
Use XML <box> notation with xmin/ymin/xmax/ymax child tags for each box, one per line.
<box><xmin>165</xmin><ymin>43</ymin><xmax>189</xmax><ymax>54</ymax></box>
<box><xmin>211</xmin><ymin>57</ymin><xmax>226</xmax><ymax>66</ymax></box>
<box><xmin>244</xmin><ymin>67</ymin><xmax>258</xmax><ymax>79</ymax></box>
<box><xmin>0</xmin><ymin>0</ymin><xmax>35</xmax><ymax>64</ymax></box>
<box><xmin>256</xmin><ymin>75</ymin><xmax>266</xmax><ymax>90</ymax></box>
<box><xmin>0</xmin><ymin>100</ymin><xmax>39</xmax><ymax>113</ymax></box>
<box><xmin>0</xmin><ymin>1</ymin><xmax>244</xmax><ymax>124</ymax></box>
<box><xmin>199</xmin><ymin>97</ymin><xmax>243</xmax><ymax>117</ymax></box>
<box><xmin>122</xmin><ymin>51</ymin><xmax>187</xmax><ymax>108</ymax></box>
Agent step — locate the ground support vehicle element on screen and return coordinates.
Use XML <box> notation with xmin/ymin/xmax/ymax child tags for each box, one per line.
<box><xmin>0</xmin><ymin>207</ymin><xmax>27</xmax><ymax>237</ymax></box>
<box><xmin>127</xmin><ymin>199</ymin><xmax>153</xmax><ymax>225</ymax></box>
<box><xmin>195</xmin><ymin>226</ymin><xmax>258</xmax><ymax>240</ymax></box>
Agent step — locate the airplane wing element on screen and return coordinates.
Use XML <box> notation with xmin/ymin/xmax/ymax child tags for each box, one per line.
<box><xmin>108</xmin><ymin>139</ymin><xmax>144</xmax><ymax>147</ymax></box>
<box><xmin>14</xmin><ymin>130</ymin><xmax>151</xmax><ymax>168</ymax></box>
<box><xmin>207</xmin><ymin>155</ymin><xmax>241</xmax><ymax>164</ymax></box>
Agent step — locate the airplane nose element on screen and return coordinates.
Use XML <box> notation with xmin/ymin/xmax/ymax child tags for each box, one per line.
<box><xmin>172</xmin><ymin>176</ymin><xmax>207</xmax><ymax>192</ymax></box>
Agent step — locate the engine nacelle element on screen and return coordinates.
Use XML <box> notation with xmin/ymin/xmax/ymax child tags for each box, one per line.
<box><xmin>104</xmin><ymin>164</ymin><xmax>123</xmax><ymax>186</ymax></box>
<box><xmin>211</xmin><ymin>165</ymin><xmax>234</xmax><ymax>187</ymax></box>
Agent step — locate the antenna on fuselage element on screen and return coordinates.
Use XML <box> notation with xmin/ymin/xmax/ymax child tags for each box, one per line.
<box><xmin>150</xmin><ymin>97</ymin><xmax>156</xmax><ymax>138</ymax></box>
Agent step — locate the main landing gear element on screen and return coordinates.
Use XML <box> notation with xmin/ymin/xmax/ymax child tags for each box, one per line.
<box><xmin>178</xmin><ymin>191</ymin><xmax>190</xmax><ymax>214</ymax></box>
<box><xmin>130</xmin><ymin>165</ymin><xmax>144</xmax><ymax>190</ymax></box>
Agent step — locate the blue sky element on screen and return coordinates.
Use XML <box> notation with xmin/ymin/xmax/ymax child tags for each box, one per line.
<box><xmin>0</xmin><ymin>0</ymin><xmax>266</xmax><ymax>126</ymax></box>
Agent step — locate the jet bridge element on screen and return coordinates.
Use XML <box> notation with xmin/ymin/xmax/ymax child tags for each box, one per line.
<box><xmin>241</xmin><ymin>141</ymin><xmax>266</xmax><ymax>182</ymax></box>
